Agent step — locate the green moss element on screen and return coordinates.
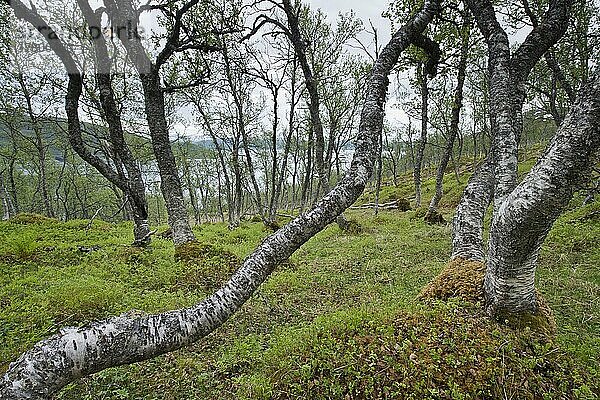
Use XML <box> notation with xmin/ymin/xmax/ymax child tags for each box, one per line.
<box><xmin>174</xmin><ymin>241</ymin><xmax>241</xmax><ymax>291</ymax></box>
<box><xmin>412</xmin><ymin>206</ymin><xmax>428</xmax><ymax>219</ymax></box>
<box><xmin>0</xmin><ymin>192</ymin><xmax>597</xmax><ymax>399</ymax></box>
<box><xmin>419</xmin><ymin>258</ymin><xmax>485</xmax><ymax>303</ymax></box>
<box><xmin>9</xmin><ymin>213</ymin><xmax>56</xmax><ymax>225</ymax></box>
<box><xmin>239</xmin><ymin>301</ymin><xmax>595</xmax><ymax>399</ymax></box>
<box><xmin>249</xmin><ymin>215</ymin><xmax>263</xmax><ymax>223</ymax></box>
<box><xmin>492</xmin><ymin>292</ymin><xmax>557</xmax><ymax>336</ymax></box>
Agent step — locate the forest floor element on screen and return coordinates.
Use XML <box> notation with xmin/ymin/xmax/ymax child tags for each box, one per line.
<box><xmin>1</xmin><ymin>165</ymin><xmax>599</xmax><ymax>399</ymax></box>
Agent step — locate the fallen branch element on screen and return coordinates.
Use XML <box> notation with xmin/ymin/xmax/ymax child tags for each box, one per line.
<box><xmin>276</xmin><ymin>212</ymin><xmax>297</xmax><ymax>219</ymax></box>
<box><xmin>132</xmin><ymin>229</ymin><xmax>157</xmax><ymax>246</ymax></box>
<box><xmin>109</xmin><ymin>196</ymin><xmax>129</xmax><ymax>219</ymax></box>
<box><xmin>350</xmin><ymin>200</ymin><xmax>399</xmax><ymax>210</ymax></box>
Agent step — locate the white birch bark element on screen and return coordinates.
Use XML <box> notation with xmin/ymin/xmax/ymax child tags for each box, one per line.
<box><xmin>485</xmin><ymin>71</ymin><xmax>600</xmax><ymax>315</ymax></box>
<box><xmin>0</xmin><ymin>1</ymin><xmax>440</xmax><ymax>398</ymax></box>
<box><xmin>453</xmin><ymin>0</ymin><xmax>573</xmax><ymax>261</ymax></box>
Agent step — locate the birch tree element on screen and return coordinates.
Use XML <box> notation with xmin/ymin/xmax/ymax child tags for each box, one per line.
<box><xmin>101</xmin><ymin>0</ymin><xmax>211</xmax><ymax>245</ymax></box>
<box><xmin>451</xmin><ymin>0</ymin><xmax>579</xmax><ymax>318</ymax></box>
<box><xmin>2</xmin><ymin>0</ymin><xmax>156</xmax><ymax>243</ymax></box>
<box><xmin>452</xmin><ymin>0</ymin><xmax>573</xmax><ymax>261</ymax></box>
<box><xmin>425</xmin><ymin>11</ymin><xmax>472</xmax><ymax>221</ymax></box>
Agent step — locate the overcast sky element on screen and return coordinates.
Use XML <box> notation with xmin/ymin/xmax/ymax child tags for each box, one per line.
<box><xmin>305</xmin><ymin>0</ymin><xmax>393</xmax><ymax>41</ymax></box>
<box><xmin>301</xmin><ymin>1</ymin><xmax>409</xmax><ymax>128</ymax></box>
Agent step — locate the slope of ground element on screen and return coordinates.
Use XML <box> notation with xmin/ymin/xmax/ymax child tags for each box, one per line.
<box><xmin>0</xmin><ymin>168</ymin><xmax>598</xmax><ymax>399</ymax></box>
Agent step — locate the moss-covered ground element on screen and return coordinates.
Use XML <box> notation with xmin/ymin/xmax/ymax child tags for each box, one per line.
<box><xmin>0</xmin><ymin>162</ymin><xmax>598</xmax><ymax>399</ymax></box>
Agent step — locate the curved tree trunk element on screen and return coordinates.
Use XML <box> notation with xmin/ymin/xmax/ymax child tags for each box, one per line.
<box><xmin>77</xmin><ymin>0</ymin><xmax>151</xmax><ymax>245</ymax></box>
<box><xmin>0</xmin><ymin>2</ymin><xmax>440</xmax><ymax>397</ymax></box>
<box><xmin>450</xmin><ymin>0</ymin><xmax>575</xmax><ymax>322</ymax></box>
<box><xmin>453</xmin><ymin>0</ymin><xmax>573</xmax><ymax>262</ymax></box>
<box><xmin>8</xmin><ymin>0</ymin><xmax>153</xmax><ymax>245</ymax></box>
<box><xmin>485</xmin><ymin>72</ymin><xmax>600</xmax><ymax>316</ymax></box>
<box><xmin>451</xmin><ymin>154</ymin><xmax>495</xmax><ymax>261</ymax></box>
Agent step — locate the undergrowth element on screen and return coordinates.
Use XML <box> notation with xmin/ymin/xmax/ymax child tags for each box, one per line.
<box><xmin>0</xmin><ymin>171</ymin><xmax>598</xmax><ymax>399</ymax></box>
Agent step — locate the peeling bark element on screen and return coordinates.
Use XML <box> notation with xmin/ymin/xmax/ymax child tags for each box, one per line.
<box><xmin>0</xmin><ymin>1</ymin><xmax>440</xmax><ymax>397</ymax></box>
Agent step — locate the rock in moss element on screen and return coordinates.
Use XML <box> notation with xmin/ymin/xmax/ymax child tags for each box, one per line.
<box><xmin>424</xmin><ymin>208</ymin><xmax>446</xmax><ymax>225</ymax></box>
<box><xmin>396</xmin><ymin>198</ymin><xmax>412</xmax><ymax>211</ymax></box>
<box><xmin>337</xmin><ymin>217</ymin><xmax>362</xmax><ymax>234</ymax></box>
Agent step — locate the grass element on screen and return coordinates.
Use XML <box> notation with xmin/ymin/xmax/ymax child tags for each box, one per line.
<box><xmin>0</xmin><ymin>164</ymin><xmax>598</xmax><ymax>398</ymax></box>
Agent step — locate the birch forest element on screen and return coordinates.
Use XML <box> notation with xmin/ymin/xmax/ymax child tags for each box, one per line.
<box><xmin>0</xmin><ymin>0</ymin><xmax>599</xmax><ymax>398</ymax></box>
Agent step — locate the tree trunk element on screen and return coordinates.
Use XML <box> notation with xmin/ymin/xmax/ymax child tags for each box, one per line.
<box><xmin>300</xmin><ymin>125</ymin><xmax>313</xmax><ymax>210</ymax></box>
<box><xmin>0</xmin><ymin>2</ymin><xmax>440</xmax><ymax>396</ymax></box>
<box><xmin>16</xmin><ymin>74</ymin><xmax>54</xmax><ymax>218</ymax></box>
<box><xmin>282</xmin><ymin>0</ymin><xmax>328</xmax><ymax>199</ymax></box>
<box><xmin>270</xmin><ymin>58</ymin><xmax>298</xmax><ymax>222</ymax></box>
<box><xmin>0</xmin><ymin>172</ymin><xmax>15</xmax><ymax>220</ymax></box>
<box><xmin>449</xmin><ymin>0</ymin><xmax>575</xmax><ymax>323</ymax></box>
<box><xmin>140</xmin><ymin>71</ymin><xmax>195</xmax><ymax>245</ymax></box>
<box><xmin>9</xmin><ymin>0</ymin><xmax>153</xmax><ymax>244</ymax></box>
<box><xmin>486</xmin><ymin>72</ymin><xmax>600</xmax><ymax>316</ymax></box>
<box><xmin>427</xmin><ymin>16</ymin><xmax>470</xmax><ymax>214</ymax></box>
<box><xmin>453</xmin><ymin>0</ymin><xmax>573</xmax><ymax>261</ymax></box>
<box><xmin>414</xmin><ymin>65</ymin><xmax>429</xmax><ymax>208</ymax></box>
<box><xmin>102</xmin><ymin>0</ymin><xmax>195</xmax><ymax>245</ymax></box>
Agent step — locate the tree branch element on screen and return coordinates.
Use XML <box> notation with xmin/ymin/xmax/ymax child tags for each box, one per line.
<box><xmin>511</xmin><ymin>0</ymin><xmax>573</xmax><ymax>87</ymax></box>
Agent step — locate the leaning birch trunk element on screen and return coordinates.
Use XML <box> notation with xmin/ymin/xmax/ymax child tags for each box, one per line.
<box><xmin>451</xmin><ymin>154</ymin><xmax>494</xmax><ymax>261</ymax></box>
<box><xmin>0</xmin><ymin>2</ymin><xmax>440</xmax><ymax>397</ymax></box>
<box><xmin>77</xmin><ymin>0</ymin><xmax>152</xmax><ymax>245</ymax></box>
<box><xmin>6</xmin><ymin>0</ymin><xmax>153</xmax><ymax>245</ymax></box>
<box><xmin>485</xmin><ymin>72</ymin><xmax>600</xmax><ymax>317</ymax></box>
